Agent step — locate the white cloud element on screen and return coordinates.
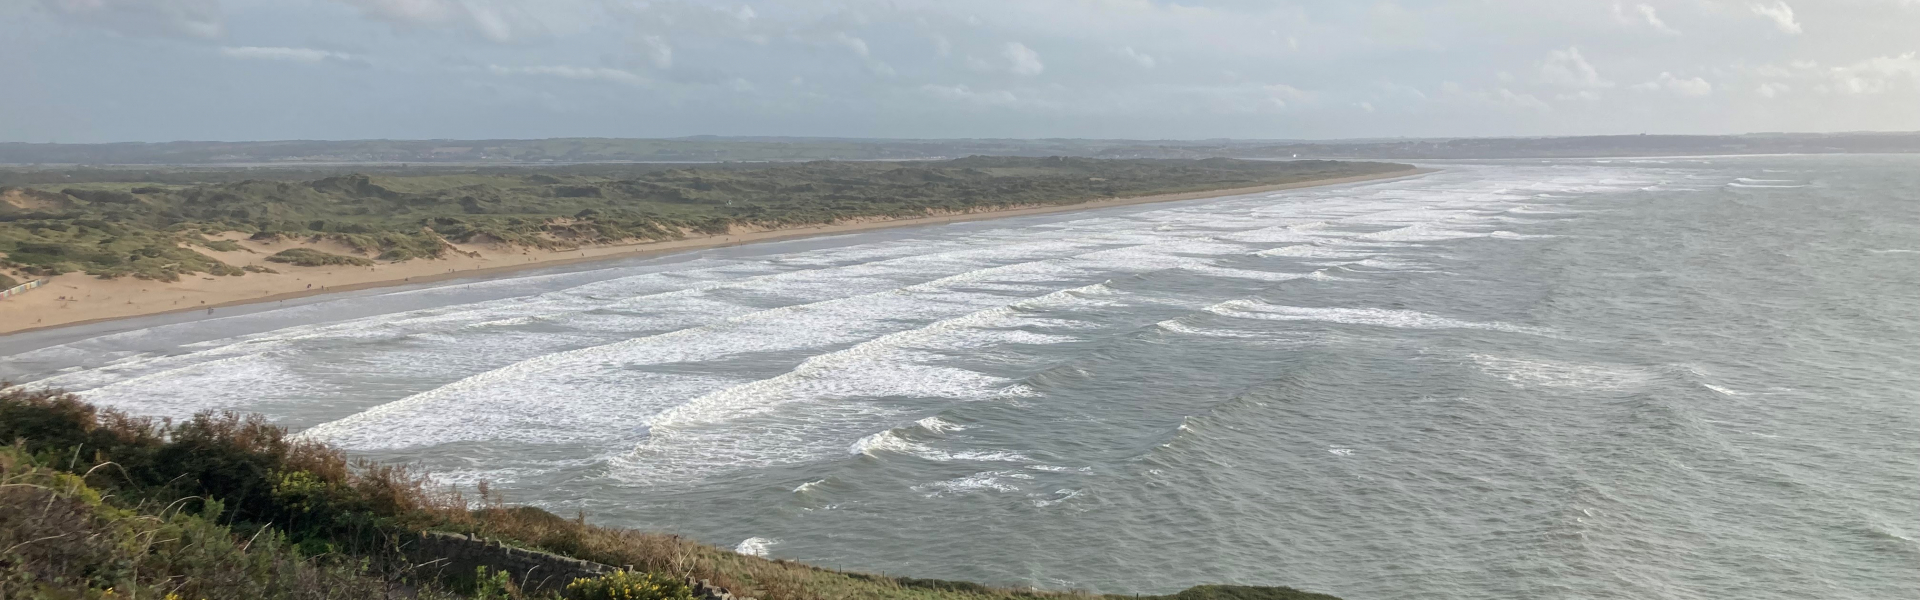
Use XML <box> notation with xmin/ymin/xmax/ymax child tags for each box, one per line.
<box><xmin>1003</xmin><ymin>42</ymin><xmax>1045</xmax><ymax>76</ymax></box>
<box><xmin>18</xmin><ymin>0</ymin><xmax>1920</xmax><ymax>140</ymax></box>
<box><xmin>1540</xmin><ymin>47</ymin><xmax>1614</xmax><ymax>89</ymax></box>
<box><xmin>41</xmin><ymin>0</ymin><xmax>223</xmax><ymax>38</ymax></box>
<box><xmin>1615</xmin><ymin>3</ymin><xmax>1678</xmax><ymax>34</ymax></box>
<box><xmin>486</xmin><ymin>64</ymin><xmax>648</xmax><ymax>87</ymax></box>
<box><xmin>1120</xmin><ymin>46</ymin><xmax>1156</xmax><ymax>69</ymax></box>
<box><xmin>334</xmin><ymin>0</ymin><xmax>542</xmax><ymax>42</ymax></box>
<box><xmin>920</xmin><ymin>84</ymin><xmax>1021</xmax><ymax>107</ymax></box>
<box><xmin>1750</xmin><ymin>2</ymin><xmax>1803</xmax><ymax>35</ymax></box>
<box><xmin>1264</xmin><ymin>84</ymin><xmax>1307</xmax><ymax>108</ymax></box>
<box><xmin>1637</xmin><ymin>4</ymin><xmax>1678</xmax><ymax>34</ymax></box>
<box><xmin>220</xmin><ymin>46</ymin><xmax>358</xmax><ymax>64</ymax></box>
<box><xmin>638</xmin><ymin>35</ymin><xmax>673</xmax><ymax>69</ymax></box>
<box><xmin>1441</xmin><ymin>81</ymin><xmax>1551</xmax><ymax>111</ymax></box>
<box><xmin>1632</xmin><ymin>72</ymin><xmax>1713</xmax><ymax>96</ymax></box>
<box><xmin>832</xmin><ymin>32</ymin><xmax>870</xmax><ymax>58</ymax></box>
<box><xmin>1825</xmin><ymin>52</ymin><xmax>1920</xmax><ymax>94</ymax></box>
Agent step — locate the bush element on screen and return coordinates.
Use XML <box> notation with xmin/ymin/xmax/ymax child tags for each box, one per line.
<box><xmin>566</xmin><ymin>570</ymin><xmax>697</xmax><ymax>600</ymax></box>
<box><xmin>265</xmin><ymin>248</ymin><xmax>375</xmax><ymax>267</ymax></box>
<box><xmin>0</xmin><ymin>446</ymin><xmax>463</xmax><ymax>600</ymax></box>
<box><xmin>1</xmin><ymin>387</ymin><xmax>1350</xmax><ymax>600</ymax></box>
<box><xmin>204</xmin><ymin>239</ymin><xmax>248</xmax><ymax>252</ymax></box>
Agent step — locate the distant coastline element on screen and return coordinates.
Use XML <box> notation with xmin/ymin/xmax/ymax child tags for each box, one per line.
<box><xmin>0</xmin><ymin>167</ymin><xmax>1429</xmax><ymax>335</ymax></box>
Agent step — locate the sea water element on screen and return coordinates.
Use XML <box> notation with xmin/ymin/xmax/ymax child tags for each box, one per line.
<box><xmin>4</xmin><ymin>155</ymin><xmax>1916</xmax><ymax>600</ymax></box>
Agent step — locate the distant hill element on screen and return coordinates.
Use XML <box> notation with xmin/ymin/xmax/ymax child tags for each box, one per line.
<box><xmin>4</xmin><ymin>132</ymin><xmax>1916</xmax><ymax>165</ymax></box>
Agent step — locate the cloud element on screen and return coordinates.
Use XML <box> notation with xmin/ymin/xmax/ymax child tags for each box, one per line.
<box><xmin>1825</xmin><ymin>52</ymin><xmax>1920</xmax><ymax>94</ymax></box>
<box><xmin>1636</xmin><ymin>4</ymin><xmax>1677</xmax><ymax>34</ymax></box>
<box><xmin>16</xmin><ymin>0</ymin><xmax>1920</xmax><ymax>141</ymax></box>
<box><xmin>1120</xmin><ymin>46</ymin><xmax>1156</xmax><ymax>69</ymax></box>
<box><xmin>486</xmin><ymin>64</ymin><xmax>648</xmax><ymax>87</ymax></box>
<box><xmin>637</xmin><ymin>35</ymin><xmax>673</xmax><ymax>69</ymax></box>
<box><xmin>220</xmin><ymin>46</ymin><xmax>359</xmax><ymax>64</ymax></box>
<box><xmin>920</xmin><ymin>84</ymin><xmax>1022</xmax><ymax>108</ymax></box>
<box><xmin>1540</xmin><ymin>47</ymin><xmax>1613</xmax><ymax>89</ymax></box>
<box><xmin>334</xmin><ymin>0</ymin><xmax>542</xmax><ymax>42</ymax></box>
<box><xmin>1003</xmin><ymin>42</ymin><xmax>1045</xmax><ymax>76</ymax></box>
<box><xmin>1441</xmin><ymin>81</ymin><xmax>1551</xmax><ymax>111</ymax></box>
<box><xmin>1615</xmin><ymin>3</ymin><xmax>1678</xmax><ymax>34</ymax></box>
<box><xmin>831</xmin><ymin>32</ymin><xmax>870</xmax><ymax>58</ymax></box>
<box><xmin>40</xmin><ymin>0</ymin><xmax>223</xmax><ymax>38</ymax></box>
<box><xmin>1750</xmin><ymin>2</ymin><xmax>1803</xmax><ymax>35</ymax></box>
<box><xmin>1263</xmin><ymin>84</ymin><xmax>1308</xmax><ymax>108</ymax></box>
<box><xmin>1631</xmin><ymin>72</ymin><xmax>1713</xmax><ymax>96</ymax></box>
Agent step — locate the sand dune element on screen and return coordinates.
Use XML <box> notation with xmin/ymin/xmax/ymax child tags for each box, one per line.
<box><xmin>0</xmin><ymin>169</ymin><xmax>1426</xmax><ymax>335</ymax></box>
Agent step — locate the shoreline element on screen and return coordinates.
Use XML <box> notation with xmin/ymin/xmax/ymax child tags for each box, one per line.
<box><xmin>1</xmin><ymin>168</ymin><xmax>1430</xmax><ymax>336</ymax></box>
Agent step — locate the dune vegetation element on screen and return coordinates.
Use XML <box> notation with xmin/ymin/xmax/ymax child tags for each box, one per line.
<box><xmin>0</xmin><ymin>158</ymin><xmax>1407</xmax><ymax>283</ymax></box>
<box><xmin>0</xmin><ymin>385</ymin><xmax>1342</xmax><ymax>600</ymax></box>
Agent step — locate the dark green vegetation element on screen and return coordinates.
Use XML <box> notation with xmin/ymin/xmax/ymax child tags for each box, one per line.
<box><xmin>3</xmin><ymin>132</ymin><xmax>1915</xmax><ymax>165</ymax></box>
<box><xmin>0</xmin><ymin>158</ymin><xmax>1406</xmax><ymax>281</ymax></box>
<box><xmin>0</xmin><ymin>386</ymin><xmax>1344</xmax><ymax>600</ymax></box>
<box><xmin>267</xmin><ymin>248</ymin><xmax>376</xmax><ymax>267</ymax></box>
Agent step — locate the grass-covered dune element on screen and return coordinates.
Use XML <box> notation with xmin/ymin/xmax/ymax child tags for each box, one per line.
<box><xmin>0</xmin><ymin>158</ymin><xmax>1408</xmax><ymax>282</ymax></box>
<box><xmin>0</xmin><ymin>385</ymin><xmax>1341</xmax><ymax>600</ymax></box>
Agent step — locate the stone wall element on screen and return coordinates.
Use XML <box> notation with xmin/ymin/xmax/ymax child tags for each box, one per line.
<box><xmin>403</xmin><ymin>531</ymin><xmax>754</xmax><ymax>600</ymax></box>
<box><xmin>405</xmin><ymin>531</ymin><xmax>613</xmax><ymax>595</ymax></box>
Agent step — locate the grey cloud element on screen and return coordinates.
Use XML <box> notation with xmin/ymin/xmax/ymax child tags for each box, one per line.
<box><xmin>8</xmin><ymin>0</ymin><xmax>1920</xmax><ymax>141</ymax></box>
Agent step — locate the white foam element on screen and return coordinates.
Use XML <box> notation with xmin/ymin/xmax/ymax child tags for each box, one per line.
<box><xmin>917</xmin><ymin>416</ymin><xmax>966</xmax><ymax>432</ymax></box>
<box><xmin>1208</xmin><ymin>300</ymin><xmax>1548</xmax><ymax>334</ymax></box>
<box><xmin>913</xmin><ymin>471</ymin><xmax>1029</xmax><ymax>496</ymax></box>
<box><xmin>1030</xmin><ymin>489</ymin><xmax>1082</xmax><ymax>508</ymax></box>
<box><xmin>734</xmin><ymin>537</ymin><xmax>778</xmax><ymax>557</ymax></box>
<box><xmin>1358</xmin><ymin>223</ymin><xmax>1488</xmax><ymax>242</ymax></box>
<box><xmin>849</xmin><ymin>430</ymin><xmax>1027</xmax><ymax>462</ymax></box>
<box><xmin>792</xmin><ymin>479</ymin><xmax>827</xmax><ymax>494</ymax></box>
<box><xmin>1702</xmin><ymin>383</ymin><xmax>1746</xmax><ymax>396</ymax></box>
<box><xmin>1156</xmin><ymin>319</ymin><xmax>1265</xmax><ymax>338</ymax></box>
<box><xmin>1470</xmin><ymin>354</ymin><xmax>1653</xmax><ymax>390</ymax></box>
<box><xmin>1254</xmin><ymin>244</ymin><xmax>1371</xmax><ymax>259</ymax></box>
<box><xmin>1489</xmin><ymin>231</ymin><xmax>1558</xmax><ymax>240</ymax></box>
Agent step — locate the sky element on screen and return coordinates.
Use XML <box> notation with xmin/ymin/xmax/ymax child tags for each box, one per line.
<box><xmin>4</xmin><ymin>0</ymin><xmax>1918</xmax><ymax>142</ymax></box>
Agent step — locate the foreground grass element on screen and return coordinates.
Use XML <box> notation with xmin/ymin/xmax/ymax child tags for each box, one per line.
<box><xmin>0</xmin><ymin>158</ymin><xmax>1407</xmax><ymax>282</ymax></box>
<box><xmin>0</xmin><ymin>385</ymin><xmax>1341</xmax><ymax>600</ymax></box>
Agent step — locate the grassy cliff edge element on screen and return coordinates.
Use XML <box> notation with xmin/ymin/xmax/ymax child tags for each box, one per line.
<box><xmin>0</xmin><ymin>385</ymin><xmax>1341</xmax><ymax>600</ymax></box>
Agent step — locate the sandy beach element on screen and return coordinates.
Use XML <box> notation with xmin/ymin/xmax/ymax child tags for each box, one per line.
<box><xmin>0</xmin><ymin>168</ymin><xmax>1427</xmax><ymax>335</ymax></box>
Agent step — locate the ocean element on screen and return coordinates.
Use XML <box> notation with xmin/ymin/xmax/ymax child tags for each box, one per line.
<box><xmin>3</xmin><ymin>155</ymin><xmax>1915</xmax><ymax>600</ymax></box>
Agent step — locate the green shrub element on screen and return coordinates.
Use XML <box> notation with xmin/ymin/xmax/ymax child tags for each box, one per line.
<box><xmin>1</xmin><ymin>386</ymin><xmax>1350</xmax><ymax>600</ymax></box>
<box><xmin>0</xmin><ymin>446</ymin><xmax>463</xmax><ymax>600</ymax></box>
<box><xmin>473</xmin><ymin>566</ymin><xmax>520</xmax><ymax>600</ymax></box>
<box><xmin>566</xmin><ymin>570</ymin><xmax>697</xmax><ymax>600</ymax></box>
<box><xmin>264</xmin><ymin>248</ymin><xmax>374</xmax><ymax>267</ymax></box>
